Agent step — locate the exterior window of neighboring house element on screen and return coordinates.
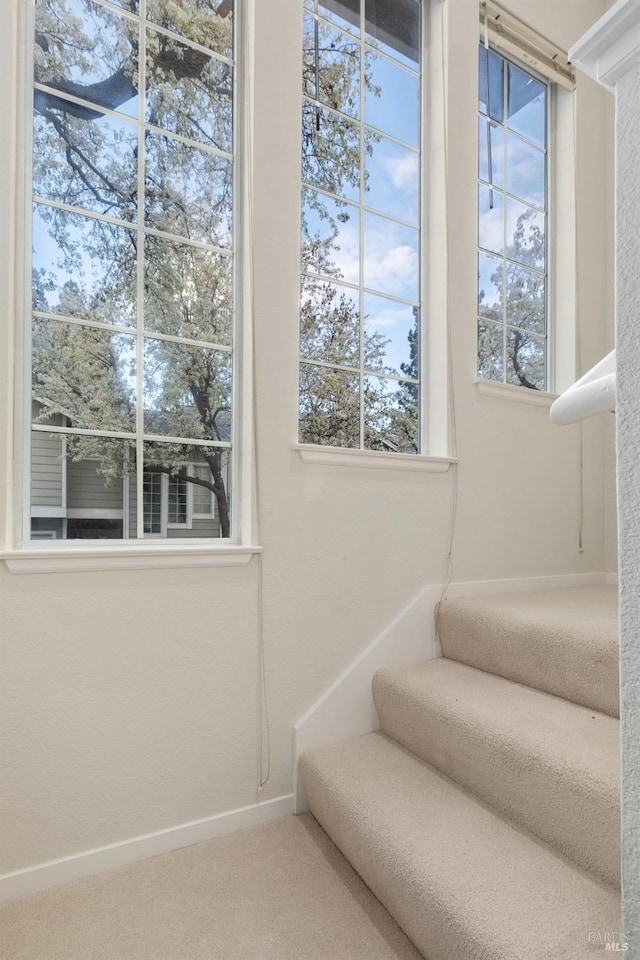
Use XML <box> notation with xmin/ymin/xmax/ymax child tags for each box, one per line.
<box><xmin>27</xmin><ymin>0</ymin><xmax>236</xmax><ymax>542</ymax></box>
<box><xmin>142</xmin><ymin>463</ymin><xmax>216</xmax><ymax>535</ymax></box>
<box><xmin>477</xmin><ymin>44</ymin><xmax>549</xmax><ymax>390</ymax></box>
<box><xmin>143</xmin><ymin>472</ymin><xmax>163</xmax><ymax>536</ymax></box>
<box><xmin>299</xmin><ymin>0</ymin><xmax>422</xmax><ymax>454</ymax></box>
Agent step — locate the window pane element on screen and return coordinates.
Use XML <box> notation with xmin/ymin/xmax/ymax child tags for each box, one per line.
<box><xmin>32</xmin><ymin>204</ymin><xmax>137</xmax><ymax>327</ymax></box>
<box><xmin>30</xmin><ymin>431</ymin><xmax>132</xmax><ymax>541</ymax></box>
<box><xmin>478</xmin><ymin>118</ymin><xmax>504</xmax><ymax>189</ymax></box>
<box><xmin>477</xmin><ymin>319</ymin><xmax>504</xmax><ymax>383</ymax></box>
<box><xmin>144</xmin><ymin>236</ymin><xmax>233</xmax><ymax>345</ymax></box>
<box><xmin>507</xmin><ymin>266</ymin><xmax>545</xmax><ymax>336</ymax></box>
<box><xmin>316</xmin><ymin>0</ymin><xmax>360</xmax><ymax>37</ymax></box>
<box><xmin>145</xmin><ymin>134</ymin><xmax>233</xmax><ymax>246</ymax></box>
<box><xmin>506</xmin><ymin>200</ymin><xmax>545</xmax><ymax>270</ymax></box>
<box><xmin>34</xmin><ymin>0</ymin><xmax>139</xmax><ymax>119</ymax></box>
<box><xmin>302</xmin><ymin>101</ymin><xmax>361</xmax><ymax>201</ymax></box>
<box><xmin>146</xmin><ymin>30</ymin><xmax>233</xmax><ymax>153</ymax></box>
<box><xmin>299</xmin><ymin>363</ymin><xmax>360</xmax><ymax>447</ymax></box>
<box><xmin>478</xmin><ymin>184</ymin><xmax>504</xmax><ymax>257</ymax></box>
<box><xmin>142</xmin><ymin>441</ymin><xmax>231</xmax><ymax>538</ymax></box>
<box><xmin>507</xmin><ymin>133</ymin><xmax>545</xmax><ymax>209</ymax></box>
<box><xmin>365</xmin><ymin>0</ymin><xmax>420</xmax><ymax>69</ymax></box>
<box><xmin>32</xmin><ymin>319</ymin><xmax>137</xmax><ymax>432</ymax></box>
<box><xmin>365</xmin><ymin>51</ymin><xmax>419</xmax><ymax>146</ymax></box>
<box><xmin>33</xmin><ymin>102</ymin><xmax>138</xmax><ymax>221</ymax></box>
<box><xmin>143</xmin><ymin>339</ymin><xmax>232</xmax><ymax>441</ymax></box>
<box><xmin>364</xmin><ymin>375</ymin><xmax>419</xmax><ymax>453</ymax></box>
<box><xmin>145</xmin><ymin>0</ymin><xmax>233</xmax><ymax>59</ymax></box>
<box><xmin>365</xmin><ymin>134</ymin><xmax>419</xmax><ymax>225</ymax></box>
<box><xmin>363</xmin><ymin>211</ymin><xmax>418</xmax><ymax>302</ymax></box>
<box><xmin>300</xmin><ymin>275</ymin><xmax>360</xmax><ymax>367</ymax></box>
<box><xmin>303</xmin><ymin>14</ymin><xmax>360</xmax><ymax>118</ymax></box>
<box><xmin>301</xmin><ymin>188</ymin><xmax>360</xmax><ymax>284</ymax></box>
<box><xmin>478</xmin><ymin>252</ymin><xmax>503</xmax><ymax>321</ymax></box>
<box><xmin>478</xmin><ymin>45</ymin><xmax>504</xmax><ymax>123</ymax></box>
<box><xmin>363</xmin><ymin>295</ymin><xmax>418</xmax><ymax>377</ymax></box>
<box><xmin>508</xmin><ymin>63</ymin><xmax>545</xmax><ymax>147</ymax></box>
<box><xmin>507</xmin><ymin>328</ymin><xmax>545</xmax><ymax>390</ymax></box>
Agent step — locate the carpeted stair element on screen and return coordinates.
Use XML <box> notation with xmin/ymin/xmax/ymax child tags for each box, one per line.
<box><xmin>299</xmin><ymin>586</ymin><xmax>621</xmax><ymax>960</ymax></box>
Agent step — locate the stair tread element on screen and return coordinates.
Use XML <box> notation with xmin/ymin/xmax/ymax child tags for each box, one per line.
<box><xmin>373</xmin><ymin>658</ymin><xmax>620</xmax><ymax>886</ymax></box>
<box><xmin>437</xmin><ymin>586</ymin><xmax>619</xmax><ymax>717</ymax></box>
<box><xmin>300</xmin><ymin>732</ymin><xmax>620</xmax><ymax>960</ymax></box>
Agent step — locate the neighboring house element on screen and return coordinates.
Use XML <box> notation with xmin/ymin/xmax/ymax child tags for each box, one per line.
<box><xmin>31</xmin><ymin>402</ymin><xmax>229</xmax><ymax>540</ymax></box>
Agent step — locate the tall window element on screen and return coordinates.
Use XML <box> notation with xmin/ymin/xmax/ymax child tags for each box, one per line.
<box><xmin>477</xmin><ymin>44</ymin><xmax>548</xmax><ymax>390</ymax></box>
<box><xmin>29</xmin><ymin>0</ymin><xmax>236</xmax><ymax>542</ymax></box>
<box><xmin>299</xmin><ymin>0</ymin><xmax>422</xmax><ymax>453</ymax></box>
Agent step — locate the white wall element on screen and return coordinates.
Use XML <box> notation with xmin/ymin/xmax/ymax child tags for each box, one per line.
<box><xmin>0</xmin><ymin>0</ymin><xmax>615</xmax><ymax>879</ymax></box>
<box><xmin>616</xmin><ymin>60</ymin><xmax>640</xmax><ymax>954</ymax></box>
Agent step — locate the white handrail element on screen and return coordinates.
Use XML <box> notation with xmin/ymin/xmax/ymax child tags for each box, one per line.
<box><xmin>549</xmin><ymin>350</ymin><xmax>616</xmax><ymax>425</ymax></box>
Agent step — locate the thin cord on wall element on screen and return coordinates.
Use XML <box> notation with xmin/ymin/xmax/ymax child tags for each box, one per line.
<box><xmin>242</xmin><ymin>17</ymin><xmax>271</xmax><ymax>797</ymax></box>
<box><xmin>437</xmin><ymin>1</ymin><xmax>460</xmax><ymax>622</ymax></box>
<box><xmin>573</xmin><ymin>88</ymin><xmax>585</xmax><ymax>554</ymax></box>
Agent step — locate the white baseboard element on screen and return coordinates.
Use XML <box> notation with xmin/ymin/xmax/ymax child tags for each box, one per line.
<box><xmin>293</xmin><ymin>571</ymin><xmax>611</xmax><ymax>812</ymax></box>
<box><xmin>0</xmin><ymin>794</ymin><xmax>293</xmax><ymax>903</ymax></box>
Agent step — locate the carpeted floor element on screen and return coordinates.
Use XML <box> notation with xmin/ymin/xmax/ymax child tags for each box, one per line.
<box><xmin>0</xmin><ymin>814</ymin><xmax>424</xmax><ymax>960</ymax></box>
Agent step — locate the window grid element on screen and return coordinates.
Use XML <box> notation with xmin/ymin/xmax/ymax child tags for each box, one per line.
<box><xmin>28</xmin><ymin>0</ymin><xmax>236</xmax><ymax>541</ymax></box>
<box><xmin>299</xmin><ymin>0</ymin><xmax>422</xmax><ymax>454</ymax></box>
<box><xmin>477</xmin><ymin>44</ymin><xmax>549</xmax><ymax>391</ymax></box>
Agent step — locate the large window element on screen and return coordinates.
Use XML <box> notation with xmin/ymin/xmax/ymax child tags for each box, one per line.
<box><xmin>28</xmin><ymin>0</ymin><xmax>236</xmax><ymax>542</ymax></box>
<box><xmin>299</xmin><ymin>0</ymin><xmax>422</xmax><ymax>454</ymax></box>
<box><xmin>477</xmin><ymin>43</ymin><xmax>549</xmax><ymax>391</ymax></box>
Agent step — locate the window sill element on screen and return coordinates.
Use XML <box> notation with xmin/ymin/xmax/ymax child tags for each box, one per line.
<box><xmin>0</xmin><ymin>543</ymin><xmax>262</xmax><ymax>575</ymax></box>
<box><xmin>293</xmin><ymin>444</ymin><xmax>456</xmax><ymax>472</ymax></box>
<box><xmin>474</xmin><ymin>379</ymin><xmax>559</xmax><ymax>408</ymax></box>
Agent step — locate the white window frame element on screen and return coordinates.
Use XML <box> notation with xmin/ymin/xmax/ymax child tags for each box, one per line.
<box><xmin>477</xmin><ymin>42</ymin><xmax>551</xmax><ymax>391</ymax></box>
<box><xmin>2</xmin><ymin>0</ymin><xmax>261</xmax><ymax>571</ymax></box>
<box><xmin>298</xmin><ymin>0</ymin><xmax>424</xmax><ymax>455</ymax></box>
<box><xmin>474</xmin><ymin>1</ymin><xmax>578</xmax><ymax>404</ymax></box>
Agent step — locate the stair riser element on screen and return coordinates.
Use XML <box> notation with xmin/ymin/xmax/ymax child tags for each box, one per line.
<box><xmin>437</xmin><ymin>604</ymin><xmax>619</xmax><ymax>718</ymax></box>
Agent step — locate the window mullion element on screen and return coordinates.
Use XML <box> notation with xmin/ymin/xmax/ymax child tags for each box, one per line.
<box><xmin>136</xmin><ymin>0</ymin><xmax>147</xmax><ymax>540</ymax></box>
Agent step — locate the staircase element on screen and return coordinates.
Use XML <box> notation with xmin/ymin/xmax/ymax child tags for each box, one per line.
<box><xmin>299</xmin><ymin>586</ymin><xmax>621</xmax><ymax>960</ymax></box>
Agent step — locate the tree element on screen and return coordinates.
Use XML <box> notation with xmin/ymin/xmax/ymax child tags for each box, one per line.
<box><xmin>478</xmin><ymin>208</ymin><xmax>546</xmax><ymax>390</ymax></box>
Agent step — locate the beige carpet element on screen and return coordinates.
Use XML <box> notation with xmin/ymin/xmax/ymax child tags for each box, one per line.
<box><xmin>0</xmin><ymin>815</ymin><xmax>423</xmax><ymax>960</ymax></box>
<box><xmin>300</xmin><ymin>586</ymin><xmax>622</xmax><ymax>960</ymax></box>
<box><xmin>436</xmin><ymin>585</ymin><xmax>619</xmax><ymax>716</ymax></box>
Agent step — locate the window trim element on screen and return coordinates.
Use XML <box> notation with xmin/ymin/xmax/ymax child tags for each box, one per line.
<box><xmin>8</xmin><ymin>0</ymin><xmax>258</xmax><ymax>563</ymax></box>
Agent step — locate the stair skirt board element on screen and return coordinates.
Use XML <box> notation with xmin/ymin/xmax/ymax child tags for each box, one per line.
<box><xmin>293</xmin><ymin>572</ymin><xmax>613</xmax><ymax>812</ymax></box>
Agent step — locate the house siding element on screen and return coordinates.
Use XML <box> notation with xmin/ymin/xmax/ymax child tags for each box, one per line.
<box><xmin>30</xmin><ymin>432</ymin><xmax>63</xmax><ymax>508</ymax></box>
<box><xmin>67</xmin><ymin>458</ymin><xmax>124</xmax><ymax>512</ymax></box>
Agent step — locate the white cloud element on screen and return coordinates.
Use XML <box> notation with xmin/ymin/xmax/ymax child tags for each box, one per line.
<box><xmin>382</xmin><ymin>152</ymin><xmax>418</xmax><ymax>194</ymax></box>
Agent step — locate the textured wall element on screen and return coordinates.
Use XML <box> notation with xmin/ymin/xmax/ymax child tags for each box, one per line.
<box><xmin>616</xmin><ymin>64</ymin><xmax>640</xmax><ymax>953</ymax></box>
<box><xmin>0</xmin><ymin>0</ymin><xmax>615</xmax><ymax>876</ymax></box>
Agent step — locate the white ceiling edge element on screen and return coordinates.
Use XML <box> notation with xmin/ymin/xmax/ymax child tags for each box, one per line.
<box><xmin>569</xmin><ymin>0</ymin><xmax>640</xmax><ymax>87</ymax></box>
